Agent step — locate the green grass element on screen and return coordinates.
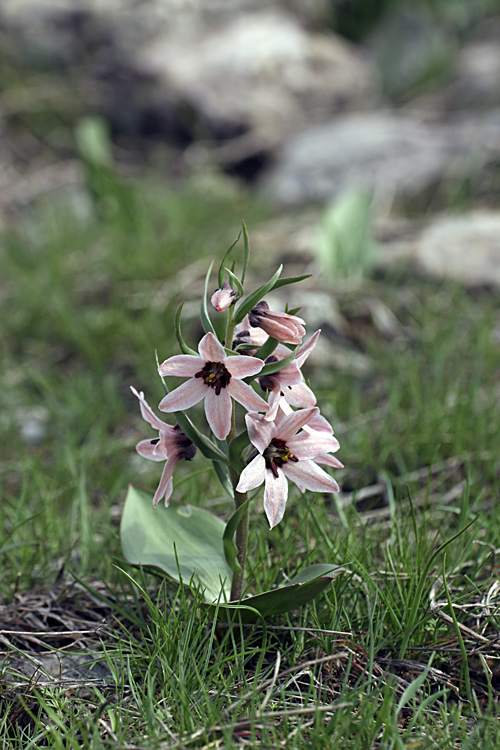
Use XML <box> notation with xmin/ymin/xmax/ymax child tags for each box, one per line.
<box><xmin>1</xmin><ymin>167</ymin><xmax>500</xmax><ymax>748</ymax></box>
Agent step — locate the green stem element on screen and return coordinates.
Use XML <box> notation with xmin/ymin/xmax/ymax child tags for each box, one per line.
<box><xmin>229</xmin><ymin>480</ymin><xmax>249</xmax><ymax>601</ymax></box>
<box><xmin>225</xmin><ymin>303</ymin><xmax>236</xmax><ymax>352</ymax></box>
<box><xmin>226</xmin><ymin>388</ymin><xmax>249</xmax><ymax>601</ymax></box>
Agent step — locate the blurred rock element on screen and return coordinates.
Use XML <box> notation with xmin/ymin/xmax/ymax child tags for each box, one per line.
<box><xmin>0</xmin><ymin>2</ymin><xmax>377</xmax><ymax>156</ymax></box>
<box><xmin>136</xmin><ymin>11</ymin><xmax>377</xmax><ymax>155</ymax></box>
<box><xmin>262</xmin><ymin>111</ymin><xmax>500</xmax><ymax>208</ymax></box>
<box><xmin>414</xmin><ymin>212</ymin><xmax>500</xmax><ymax>287</ymax></box>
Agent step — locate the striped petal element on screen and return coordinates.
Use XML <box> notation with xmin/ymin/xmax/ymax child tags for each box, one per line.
<box><xmin>159</xmin><ymin>378</ymin><xmax>206</xmax><ymax>412</ymax></box>
<box><xmin>152</xmin><ymin>455</ymin><xmax>179</xmax><ymax>507</ymax></box>
<box><xmin>295</xmin><ymin>329</ymin><xmax>321</xmax><ymax>369</ymax></box>
<box><xmin>228</xmin><ymin>378</ymin><xmax>268</xmax><ymax>413</ymax></box>
<box><xmin>198</xmin><ymin>332</ymin><xmax>226</xmax><ymax>362</ymax></box>
<box><xmin>157</xmin><ymin>355</ymin><xmax>204</xmax><ymax>377</ymax></box>
<box><xmin>278</xmin><ymin>407</ymin><xmax>318</xmax><ymax>440</ymax></box>
<box><xmin>130</xmin><ymin>387</ymin><xmax>173</xmax><ymax>433</ymax></box>
<box><xmin>136</xmin><ymin>438</ymin><xmax>167</xmax><ymax>462</ymax></box>
<box><xmin>315</xmin><ymin>453</ymin><xmax>344</xmax><ymax>469</ymax></box>
<box><xmin>236</xmin><ymin>454</ymin><xmax>266</xmax><ymax>493</ymax></box>
<box><xmin>284</xmin><ymin>381</ymin><xmax>317</xmax><ymax>408</ymax></box>
<box><xmin>223</xmin><ymin>354</ymin><xmax>264</xmax><ymax>378</ymax></box>
<box><xmin>282</xmin><ymin>459</ymin><xmax>339</xmax><ymax>494</ymax></box>
<box><xmin>204</xmin><ymin>387</ymin><xmax>232</xmax><ymax>440</ymax></box>
<box><xmin>263</xmin><ymin>469</ymin><xmax>288</xmax><ymax>529</ymax></box>
<box><xmin>245</xmin><ymin>412</ymin><xmax>275</xmax><ymax>454</ymax></box>
<box><xmin>287</xmin><ymin>431</ymin><xmax>340</xmax><ymax>459</ymax></box>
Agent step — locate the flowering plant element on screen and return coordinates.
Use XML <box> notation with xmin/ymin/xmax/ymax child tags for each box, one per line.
<box><xmin>121</xmin><ymin>224</ymin><xmax>344</xmax><ymax>616</ymax></box>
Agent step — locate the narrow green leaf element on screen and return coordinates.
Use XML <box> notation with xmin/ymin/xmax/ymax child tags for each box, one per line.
<box><xmin>229</xmin><ymin>430</ymin><xmax>251</xmax><ymax>471</ymax></box>
<box><xmin>201</xmin><ymin>261</ymin><xmax>217</xmax><ymax>335</ymax></box>
<box><xmin>241</xmin><ymin>220</ymin><xmax>250</xmax><ymax>285</ymax></box>
<box><xmin>222</xmin><ymin>498</ymin><xmax>252</xmax><ymax>574</ymax></box>
<box><xmin>217</xmin><ymin>232</ymin><xmax>241</xmax><ymax>288</ymax></box>
<box><xmin>253</xmin><ymin>336</ymin><xmax>279</xmax><ymax>362</ymax></box>
<box><xmin>174</xmin><ymin>302</ymin><xmax>198</xmax><ymax>356</ymax></box>
<box><xmin>234</xmin><ymin>265</ymin><xmax>283</xmax><ymax>325</ymax></box>
<box><xmin>270</xmin><ymin>274</ymin><xmax>312</xmax><ymax>291</ymax></box>
<box><xmin>207</xmin><ymin>563</ymin><xmax>347</xmax><ymax>620</ymax></box>
<box><xmin>212</xmin><ymin>459</ymin><xmax>234</xmax><ymax>498</ymax></box>
<box><xmin>224</xmin><ymin>268</ymin><xmax>244</xmax><ymax>299</ymax></box>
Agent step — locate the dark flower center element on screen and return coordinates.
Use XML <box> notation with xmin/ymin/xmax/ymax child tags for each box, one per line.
<box><xmin>263</xmin><ymin>438</ymin><xmax>298</xmax><ymax>478</ymax></box>
<box><xmin>195</xmin><ymin>361</ymin><xmax>231</xmax><ymax>395</ymax></box>
<box><xmin>173</xmin><ymin>425</ymin><xmax>197</xmax><ymax>461</ymax></box>
<box><xmin>259</xmin><ymin>355</ymin><xmax>278</xmax><ymax>392</ymax></box>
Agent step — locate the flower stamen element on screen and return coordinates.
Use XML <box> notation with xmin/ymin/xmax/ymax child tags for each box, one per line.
<box><xmin>264</xmin><ymin>438</ymin><xmax>298</xmax><ymax>478</ymax></box>
<box><xmin>195</xmin><ymin>361</ymin><xmax>232</xmax><ymax>395</ymax></box>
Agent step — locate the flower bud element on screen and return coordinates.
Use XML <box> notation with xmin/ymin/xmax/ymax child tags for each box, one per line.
<box><xmin>211</xmin><ymin>281</ymin><xmax>236</xmax><ymax>313</ymax></box>
<box><xmin>248</xmin><ymin>301</ymin><xmax>306</xmax><ymax>345</ymax></box>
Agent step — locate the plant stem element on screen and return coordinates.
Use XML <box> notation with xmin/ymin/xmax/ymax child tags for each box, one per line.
<box><xmin>227</xmin><ymin>381</ymin><xmax>249</xmax><ymax>601</ymax></box>
<box><xmin>230</xmin><ymin>479</ymin><xmax>249</xmax><ymax>601</ymax></box>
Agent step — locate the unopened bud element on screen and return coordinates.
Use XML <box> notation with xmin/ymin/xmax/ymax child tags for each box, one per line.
<box><xmin>211</xmin><ymin>281</ymin><xmax>236</xmax><ymax>313</ymax></box>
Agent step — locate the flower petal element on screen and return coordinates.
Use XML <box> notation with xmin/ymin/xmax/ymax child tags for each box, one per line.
<box><xmin>245</xmin><ymin>412</ymin><xmax>275</xmax><ymax>454</ymax></box>
<box><xmin>315</xmin><ymin>453</ymin><xmax>344</xmax><ymax>469</ymax></box>
<box><xmin>130</xmin><ymin>387</ymin><xmax>173</xmax><ymax>433</ymax></box>
<box><xmin>159</xmin><ymin>378</ymin><xmax>206</xmax><ymax>412</ymax></box>
<box><xmin>198</xmin><ymin>332</ymin><xmax>226</xmax><ymax>362</ymax></box>
<box><xmin>295</xmin><ymin>329</ymin><xmax>321</xmax><ymax>369</ymax></box>
<box><xmin>304</xmin><ymin>411</ymin><xmax>334</xmax><ymax>434</ymax></box>
<box><xmin>236</xmin><ymin>454</ymin><xmax>266</xmax><ymax>492</ymax></box>
<box><xmin>223</xmin><ymin>354</ymin><xmax>264</xmax><ymax>378</ymax></box>
<box><xmin>152</xmin><ymin>455</ymin><xmax>178</xmax><ymax>507</ymax></box>
<box><xmin>136</xmin><ymin>438</ymin><xmax>167</xmax><ymax>462</ymax></box>
<box><xmin>263</xmin><ymin>468</ymin><xmax>288</xmax><ymax>528</ymax></box>
<box><xmin>282</xmin><ymin>459</ymin><xmax>339</xmax><ymax>494</ymax></box>
<box><xmin>228</xmin><ymin>379</ymin><xmax>268</xmax><ymax>413</ymax></box>
<box><xmin>264</xmin><ymin>388</ymin><xmax>281</xmax><ymax>422</ymax></box>
<box><xmin>204</xmin><ymin>387</ymin><xmax>232</xmax><ymax>440</ymax></box>
<box><xmin>284</xmin><ymin>381</ymin><xmax>317</xmax><ymax>408</ymax></box>
<box><xmin>287</xmin><ymin>431</ymin><xmax>340</xmax><ymax>459</ymax></box>
<box><xmin>277</xmin><ymin>407</ymin><xmax>318</xmax><ymax>440</ymax></box>
<box><xmin>158</xmin><ymin>355</ymin><xmax>204</xmax><ymax>377</ymax></box>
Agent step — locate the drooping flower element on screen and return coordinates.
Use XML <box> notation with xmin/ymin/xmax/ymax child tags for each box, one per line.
<box><xmin>248</xmin><ymin>301</ymin><xmax>306</xmax><ymax>345</ymax></box>
<box><xmin>157</xmin><ymin>332</ymin><xmax>268</xmax><ymax>440</ymax></box>
<box><xmin>211</xmin><ymin>281</ymin><xmax>237</xmax><ymax>313</ymax></box>
<box><xmin>130</xmin><ymin>387</ymin><xmax>196</xmax><ymax>507</ymax></box>
<box><xmin>236</xmin><ymin>408</ymin><xmax>340</xmax><ymax>528</ymax></box>
<box><xmin>261</xmin><ymin>330</ymin><xmax>321</xmax><ymax>420</ymax></box>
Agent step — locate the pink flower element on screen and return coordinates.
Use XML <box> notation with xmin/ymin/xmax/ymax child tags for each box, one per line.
<box><xmin>211</xmin><ymin>281</ymin><xmax>236</xmax><ymax>313</ymax></box>
<box><xmin>261</xmin><ymin>330</ymin><xmax>321</xmax><ymax>420</ymax></box>
<box><xmin>131</xmin><ymin>387</ymin><xmax>196</xmax><ymax>508</ymax></box>
<box><xmin>157</xmin><ymin>332</ymin><xmax>268</xmax><ymax>440</ymax></box>
<box><xmin>248</xmin><ymin>301</ymin><xmax>306</xmax><ymax>345</ymax></box>
<box><xmin>236</xmin><ymin>408</ymin><xmax>340</xmax><ymax>528</ymax></box>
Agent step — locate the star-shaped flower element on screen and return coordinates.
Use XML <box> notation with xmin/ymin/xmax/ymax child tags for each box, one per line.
<box><xmin>157</xmin><ymin>332</ymin><xmax>268</xmax><ymax>440</ymax></box>
<box><xmin>131</xmin><ymin>387</ymin><xmax>196</xmax><ymax>507</ymax></box>
<box><xmin>236</xmin><ymin>408</ymin><xmax>340</xmax><ymax>528</ymax></box>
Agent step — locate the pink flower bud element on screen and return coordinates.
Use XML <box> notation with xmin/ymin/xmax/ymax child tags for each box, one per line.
<box><xmin>211</xmin><ymin>281</ymin><xmax>236</xmax><ymax>313</ymax></box>
<box><xmin>248</xmin><ymin>301</ymin><xmax>306</xmax><ymax>345</ymax></box>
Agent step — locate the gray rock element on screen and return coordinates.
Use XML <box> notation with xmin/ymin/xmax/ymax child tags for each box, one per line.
<box><xmin>262</xmin><ymin>111</ymin><xmax>500</xmax><ymax>207</ymax></box>
<box><xmin>414</xmin><ymin>212</ymin><xmax>500</xmax><ymax>287</ymax></box>
<box><xmin>137</xmin><ymin>10</ymin><xmax>377</xmax><ymax>143</ymax></box>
